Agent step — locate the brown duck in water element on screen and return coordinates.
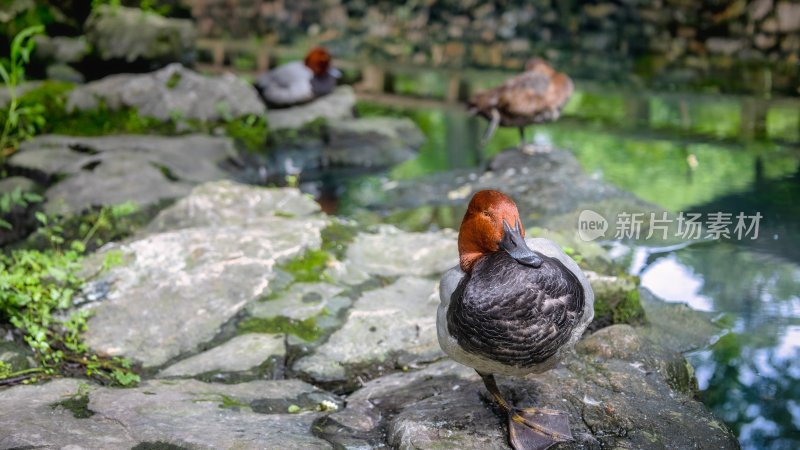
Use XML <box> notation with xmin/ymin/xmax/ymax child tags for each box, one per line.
<box><xmin>468</xmin><ymin>59</ymin><xmax>573</xmax><ymax>153</ymax></box>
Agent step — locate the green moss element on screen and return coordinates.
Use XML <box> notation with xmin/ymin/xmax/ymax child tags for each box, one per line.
<box><xmin>268</xmin><ymin>117</ymin><xmax>327</xmax><ymax>148</ymax></box>
<box><xmin>50</xmin><ymin>391</ymin><xmax>94</xmax><ymax>418</ymax></box>
<box><xmin>165</xmin><ymin>71</ymin><xmax>182</xmax><ymax>89</ymax></box>
<box><xmin>218</xmin><ymin>393</ymin><xmax>249</xmax><ymax>409</ymax></box>
<box><xmin>238</xmin><ymin>316</ymin><xmax>322</xmax><ymax>342</ymax></box>
<box><xmin>320</xmin><ymin>221</ymin><xmax>359</xmax><ymax>260</ymax></box>
<box><xmin>277</xmin><ymin>248</ymin><xmax>331</xmax><ymax>283</ymax></box>
<box><xmin>224</xmin><ymin>114</ymin><xmax>269</xmax><ymax>152</ymax></box>
<box><xmin>592</xmin><ymin>274</ymin><xmax>646</xmax><ymax>328</ymax></box>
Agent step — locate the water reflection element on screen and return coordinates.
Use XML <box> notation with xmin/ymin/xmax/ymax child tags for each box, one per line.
<box><xmin>345</xmin><ymin>84</ymin><xmax>800</xmax><ymax>449</ymax></box>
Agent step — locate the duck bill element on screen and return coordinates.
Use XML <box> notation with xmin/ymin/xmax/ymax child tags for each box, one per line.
<box><xmin>327</xmin><ymin>67</ymin><xmax>342</xmax><ymax>79</ymax></box>
<box><xmin>501</xmin><ymin>220</ymin><xmax>543</xmax><ymax>268</ymax></box>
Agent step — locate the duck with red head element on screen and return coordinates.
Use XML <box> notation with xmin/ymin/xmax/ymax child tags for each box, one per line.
<box><xmin>438</xmin><ymin>190</ymin><xmax>594</xmax><ymax>450</ymax></box>
<box><xmin>254</xmin><ymin>47</ymin><xmax>342</xmax><ymax>108</ymax></box>
<box><xmin>467</xmin><ymin>58</ymin><xmax>573</xmax><ymax>154</ymax></box>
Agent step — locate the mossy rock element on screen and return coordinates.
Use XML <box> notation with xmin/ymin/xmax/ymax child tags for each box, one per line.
<box><xmin>588</xmin><ymin>272</ymin><xmax>646</xmax><ymax>331</ymax></box>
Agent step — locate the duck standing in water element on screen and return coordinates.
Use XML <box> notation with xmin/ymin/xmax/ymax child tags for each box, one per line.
<box><xmin>468</xmin><ymin>59</ymin><xmax>573</xmax><ymax>154</ymax></box>
<box><xmin>254</xmin><ymin>47</ymin><xmax>341</xmax><ymax>107</ymax></box>
<box><xmin>438</xmin><ymin>190</ymin><xmax>594</xmax><ymax>450</ymax></box>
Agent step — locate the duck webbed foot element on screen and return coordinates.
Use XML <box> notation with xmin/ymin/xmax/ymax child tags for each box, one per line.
<box><xmin>479</xmin><ymin>372</ymin><xmax>572</xmax><ymax>450</ymax></box>
<box><xmin>509</xmin><ymin>407</ymin><xmax>572</xmax><ymax>450</ymax></box>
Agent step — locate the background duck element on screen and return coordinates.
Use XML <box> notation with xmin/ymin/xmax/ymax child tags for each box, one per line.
<box><xmin>438</xmin><ymin>190</ymin><xmax>594</xmax><ymax>450</ymax></box>
<box><xmin>254</xmin><ymin>47</ymin><xmax>341</xmax><ymax>108</ymax></box>
<box><xmin>468</xmin><ymin>59</ymin><xmax>573</xmax><ymax>154</ymax></box>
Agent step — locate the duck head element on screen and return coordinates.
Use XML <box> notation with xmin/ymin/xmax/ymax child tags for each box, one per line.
<box><xmin>304</xmin><ymin>47</ymin><xmax>342</xmax><ymax>78</ymax></box>
<box><xmin>524</xmin><ymin>57</ymin><xmax>555</xmax><ymax>75</ymax></box>
<box><xmin>458</xmin><ymin>190</ymin><xmax>543</xmax><ymax>273</ymax></box>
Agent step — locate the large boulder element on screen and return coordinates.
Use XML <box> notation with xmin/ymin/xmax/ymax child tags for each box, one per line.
<box><xmin>9</xmin><ymin>134</ymin><xmax>238</xmax><ymax>215</ymax></box>
<box><xmin>67</xmin><ymin>63</ymin><xmax>266</xmax><ymax>122</ymax></box>
<box><xmin>293</xmin><ymin>276</ymin><xmax>444</xmax><ymax>390</ymax></box>
<box><xmin>267</xmin><ymin>86</ymin><xmax>356</xmax><ymax>131</ymax></box>
<box><xmin>79</xmin><ymin>182</ymin><xmax>327</xmax><ymax>368</ymax></box>
<box><xmin>85</xmin><ymin>5</ymin><xmax>196</xmax><ymax>67</ymax></box>
<box><xmin>0</xmin><ymin>378</ymin><xmax>338</xmax><ymax>449</ymax></box>
<box><xmin>324</xmin><ymin>117</ymin><xmax>426</xmax><ymax>167</ymax></box>
<box><xmin>315</xmin><ymin>326</ymin><xmax>739</xmax><ymax>449</ymax></box>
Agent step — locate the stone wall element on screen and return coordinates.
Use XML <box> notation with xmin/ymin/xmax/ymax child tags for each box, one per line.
<box><xmin>182</xmin><ymin>0</ymin><xmax>800</xmax><ymax>95</ymax></box>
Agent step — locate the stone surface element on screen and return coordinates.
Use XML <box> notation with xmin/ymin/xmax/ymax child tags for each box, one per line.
<box><xmin>0</xmin><ymin>176</ymin><xmax>36</xmax><ymax>194</ymax></box>
<box><xmin>324</xmin><ymin>117</ymin><xmax>425</xmax><ymax>167</ymax></box>
<box><xmin>41</xmin><ymin>152</ymin><xmax>194</xmax><ymax>215</ymax></box>
<box><xmin>85</xmin><ymin>5</ymin><xmax>196</xmax><ymax>65</ymax></box>
<box><xmin>34</xmin><ymin>35</ymin><xmax>89</xmax><ymax>64</ymax></box>
<box><xmin>0</xmin><ymin>378</ymin><xmax>337</xmax><ymax>449</ymax></box>
<box><xmin>345</xmin><ymin>147</ymin><xmax>652</xmax><ymax>235</ymax></box>
<box><xmin>80</xmin><ymin>183</ymin><xmax>327</xmax><ymax>367</ymax></box>
<box><xmin>147</xmin><ymin>180</ymin><xmax>321</xmax><ymax>232</ymax></box>
<box><xmin>344</xmin><ymin>225</ymin><xmax>458</xmax><ymax>277</ymax></box>
<box><xmin>777</xmin><ymin>1</ymin><xmax>800</xmax><ymax>32</ymax></box>
<box><xmin>267</xmin><ymin>86</ymin><xmax>356</xmax><ymax>130</ymax></box>
<box><xmin>10</xmin><ymin>134</ymin><xmax>237</xmax><ymax>215</ymax></box>
<box><xmin>159</xmin><ymin>333</ymin><xmax>286</xmax><ymax>377</ymax></box>
<box><xmin>67</xmin><ymin>63</ymin><xmax>265</xmax><ymax>122</ymax></box>
<box><xmin>293</xmin><ymin>276</ymin><xmax>443</xmax><ymax>389</ymax></box>
<box><xmin>249</xmin><ymin>282</ymin><xmax>347</xmax><ymax>321</ymax></box>
<box><xmin>316</xmin><ymin>327</ymin><xmax>739</xmax><ymax>449</ymax></box>
<box><xmin>0</xmin><ymin>379</ymin><xmax>136</xmax><ymax>448</ymax></box>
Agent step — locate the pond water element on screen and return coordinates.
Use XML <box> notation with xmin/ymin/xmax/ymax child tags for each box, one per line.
<box><xmin>333</xmin><ymin>81</ymin><xmax>800</xmax><ymax>450</ymax></box>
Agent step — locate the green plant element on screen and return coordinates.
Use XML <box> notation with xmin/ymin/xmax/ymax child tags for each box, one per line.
<box><xmin>0</xmin><ymin>187</ymin><xmax>43</xmax><ymax>230</ymax></box>
<box><xmin>0</xmin><ymin>205</ymin><xmax>142</xmax><ymax>387</ymax></box>
<box><xmin>0</xmin><ymin>25</ymin><xmax>46</xmax><ymax>156</ymax></box>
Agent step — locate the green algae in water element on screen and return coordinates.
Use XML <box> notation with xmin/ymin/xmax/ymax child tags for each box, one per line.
<box><xmin>277</xmin><ymin>248</ymin><xmax>331</xmax><ymax>283</ymax></box>
<box><xmin>238</xmin><ymin>316</ymin><xmax>322</xmax><ymax>342</ymax></box>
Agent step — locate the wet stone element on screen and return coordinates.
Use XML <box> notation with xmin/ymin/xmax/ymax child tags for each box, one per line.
<box><xmin>293</xmin><ymin>276</ymin><xmax>443</xmax><ymax>390</ymax></box>
<box><xmin>80</xmin><ymin>183</ymin><xmax>327</xmax><ymax>368</ymax></box>
<box><xmin>344</xmin><ymin>225</ymin><xmax>458</xmax><ymax>277</ymax></box>
<box><xmin>67</xmin><ymin>64</ymin><xmax>265</xmax><ymax>122</ymax></box>
<box><xmin>158</xmin><ymin>333</ymin><xmax>286</xmax><ymax>378</ymax></box>
<box><xmin>267</xmin><ymin>86</ymin><xmax>356</xmax><ymax>131</ymax></box>
<box><xmin>0</xmin><ymin>378</ymin><xmax>337</xmax><ymax>448</ymax></box>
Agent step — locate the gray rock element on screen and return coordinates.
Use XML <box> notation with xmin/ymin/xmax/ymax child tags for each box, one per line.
<box><xmin>344</xmin><ymin>225</ymin><xmax>458</xmax><ymax>277</ymax></box>
<box><xmin>777</xmin><ymin>1</ymin><xmax>800</xmax><ymax>32</ymax></box>
<box><xmin>317</xmin><ymin>327</ymin><xmax>738</xmax><ymax>449</ymax></box>
<box><xmin>638</xmin><ymin>287</ymin><xmax>724</xmax><ymax>353</ymax></box>
<box><xmin>85</xmin><ymin>5</ymin><xmax>195</xmax><ymax>65</ymax></box>
<box><xmin>293</xmin><ymin>276</ymin><xmax>443</xmax><ymax>388</ymax></box>
<box><xmin>249</xmin><ymin>282</ymin><xmax>347</xmax><ymax>322</ymax></box>
<box><xmin>0</xmin><ymin>176</ymin><xmax>37</xmax><ymax>194</ymax></box>
<box><xmin>268</xmin><ymin>86</ymin><xmax>355</xmax><ymax>130</ymax></box>
<box><xmin>0</xmin><ymin>378</ymin><xmax>337</xmax><ymax>449</ymax></box>
<box><xmin>45</xmin><ymin>63</ymin><xmax>85</xmax><ymax>83</ymax></box>
<box><xmin>158</xmin><ymin>333</ymin><xmax>286</xmax><ymax>377</ymax></box>
<box><xmin>34</xmin><ymin>35</ymin><xmax>89</xmax><ymax>64</ymax></box>
<box><xmin>324</xmin><ymin>117</ymin><xmax>425</xmax><ymax>168</ymax></box>
<box><xmin>705</xmin><ymin>37</ymin><xmax>744</xmax><ymax>55</ymax></box>
<box><xmin>10</xmin><ymin>134</ymin><xmax>237</xmax><ymax>215</ymax></box>
<box><xmin>347</xmin><ymin>147</ymin><xmax>656</xmax><ymax>237</ymax></box>
<box><xmin>147</xmin><ymin>180</ymin><xmax>321</xmax><ymax>232</ymax></box>
<box><xmin>43</xmin><ymin>152</ymin><xmax>194</xmax><ymax>215</ymax></box>
<box><xmin>0</xmin><ymin>379</ymin><xmax>136</xmax><ymax>449</ymax></box>
<box><xmin>81</xmin><ymin>193</ymin><xmax>327</xmax><ymax>367</ymax></box>
<box><xmin>749</xmin><ymin>0</ymin><xmax>773</xmax><ymax>21</ymax></box>
<box><xmin>67</xmin><ymin>64</ymin><xmax>265</xmax><ymax>122</ymax></box>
